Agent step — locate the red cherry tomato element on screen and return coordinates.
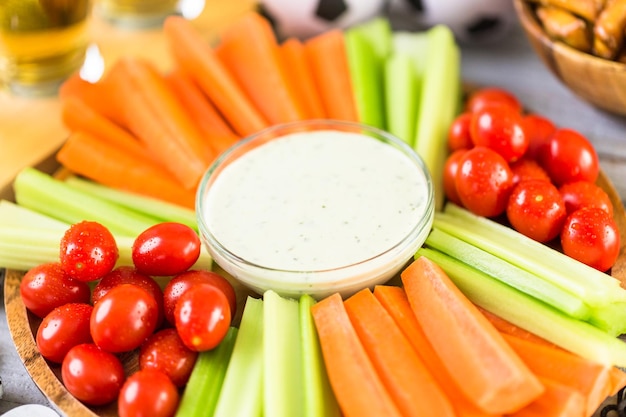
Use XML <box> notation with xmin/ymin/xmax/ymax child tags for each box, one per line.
<box><xmin>539</xmin><ymin>128</ymin><xmax>599</xmax><ymax>186</ymax></box>
<box><xmin>92</xmin><ymin>266</ymin><xmax>165</xmax><ymax>328</ymax></box>
<box><xmin>506</xmin><ymin>180</ymin><xmax>567</xmax><ymax>243</ymax></box>
<box><xmin>138</xmin><ymin>328</ymin><xmax>198</xmax><ymax>387</ymax></box>
<box><xmin>132</xmin><ymin>222</ymin><xmax>201</xmax><ymax>276</ymax></box>
<box><xmin>36</xmin><ymin>303</ymin><xmax>93</xmax><ymax>364</ymax></box>
<box><xmin>560</xmin><ymin>207</ymin><xmax>620</xmax><ymax>272</ymax></box>
<box><xmin>61</xmin><ymin>343</ymin><xmax>125</xmax><ymax>406</ymax></box>
<box><xmin>20</xmin><ymin>262</ymin><xmax>91</xmax><ymax>318</ymax></box>
<box><xmin>470</xmin><ymin>104</ymin><xmax>529</xmax><ymax>163</ymax></box>
<box><xmin>465</xmin><ymin>87</ymin><xmax>523</xmax><ymax>114</ymax></box>
<box><xmin>118</xmin><ymin>369</ymin><xmax>179</xmax><ymax>417</ymax></box>
<box><xmin>60</xmin><ymin>221</ymin><xmax>119</xmax><ymax>282</ymax></box>
<box><xmin>163</xmin><ymin>270</ymin><xmax>237</xmax><ymax>325</ymax></box>
<box><xmin>509</xmin><ymin>158</ymin><xmax>551</xmax><ymax>187</ymax></box>
<box><xmin>455</xmin><ymin>147</ymin><xmax>515</xmax><ymax>218</ymax></box>
<box><xmin>522</xmin><ymin>113</ymin><xmax>556</xmax><ymax>161</ymax></box>
<box><xmin>175</xmin><ymin>283</ymin><xmax>231</xmax><ymax>352</ymax></box>
<box><xmin>447</xmin><ymin>112</ymin><xmax>474</xmax><ymax>152</ymax></box>
<box><xmin>559</xmin><ymin>181</ymin><xmax>614</xmax><ymax>216</ymax></box>
<box><xmin>443</xmin><ymin>149</ymin><xmax>467</xmax><ymax>206</ymax></box>
<box><xmin>90</xmin><ymin>284</ymin><xmax>159</xmax><ymax>353</ymax></box>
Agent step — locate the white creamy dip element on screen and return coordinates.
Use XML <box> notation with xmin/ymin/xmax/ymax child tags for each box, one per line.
<box><xmin>203</xmin><ymin>129</ymin><xmax>430</xmax><ymax>272</ymax></box>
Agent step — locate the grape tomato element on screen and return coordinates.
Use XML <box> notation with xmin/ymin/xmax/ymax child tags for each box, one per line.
<box><xmin>470</xmin><ymin>104</ymin><xmax>529</xmax><ymax>163</ymax></box>
<box><xmin>447</xmin><ymin>112</ymin><xmax>474</xmax><ymax>151</ymax></box>
<box><xmin>60</xmin><ymin>221</ymin><xmax>119</xmax><ymax>282</ymax></box>
<box><xmin>138</xmin><ymin>328</ymin><xmax>198</xmax><ymax>387</ymax></box>
<box><xmin>36</xmin><ymin>303</ymin><xmax>93</xmax><ymax>364</ymax></box>
<box><xmin>539</xmin><ymin>128</ymin><xmax>599</xmax><ymax>186</ymax></box>
<box><xmin>118</xmin><ymin>369</ymin><xmax>179</xmax><ymax>417</ymax></box>
<box><xmin>559</xmin><ymin>181</ymin><xmax>614</xmax><ymax>216</ymax></box>
<box><xmin>465</xmin><ymin>87</ymin><xmax>523</xmax><ymax>114</ymax></box>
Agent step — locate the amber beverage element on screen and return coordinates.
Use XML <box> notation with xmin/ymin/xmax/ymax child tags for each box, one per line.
<box><xmin>95</xmin><ymin>0</ymin><xmax>187</xmax><ymax>28</ymax></box>
<box><xmin>0</xmin><ymin>0</ymin><xmax>91</xmax><ymax>96</ymax></box>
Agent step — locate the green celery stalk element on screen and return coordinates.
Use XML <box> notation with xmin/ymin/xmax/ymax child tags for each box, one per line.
<box><xmin>425</xmin><ymin>227</ymin><xmax>591</xmax><ymax>319</ymax></box>
<box><xmin>0</xmin><ymin>200</ymin><xmax>67</xmax><ymax>230</ymax></box>
<box><xmin>351</xmin><ymin>17</ymin><xmax>392</xmax><ymax>59</ymax></box>
<box><xmin>437</xmin><ymin>204</ymin><xmax>626</xmax><ymax>306</ymax></box>
<box><xmin>413</xmin><ymin>25</ymin><xmax>461</xmax><ymax>211</ymax></box>
<box><xmin>416</xmin><ymin>247</ymin><xmax>626</xmax><ymax>368</ymax></box>
<box><xmin>264</xmin><ymin>290</ymin><xmax>303</xmax><ymax>417</ymax></box>
<box><xmin>587</xmin><ymin>302</ymin><xmax>626</xmax><ymax>337</ymax></box>
<box><xmin>214</xmin><ymin>297</ymin><xmax>264</xmax><ymax>417</ymax></box>
<box><xmin>176</xmin><ymin>327</ymin><xmax>238</xmax><ymax>417</ymax></box>
<box><xmin>345</xmin><ymin>28</ymin><xmax>385</xmax><ymax>129</ymax></box>
<box><xmin>384</xmin><ymin>53</ymin><xmax>417</xmax><ymax>144</ymax></box>
<box><xmin>13</xmin><ymin>167</ymin><xmax>158</xmax><ymax>236</ymax></box>
<box><xmin>299</xmin><ymin>294</ymin><xmax>340</xmax><ymax>417</ymax></box>
<box><xmin>63</xmin><ymin>176</ymin><xmax>198</xmax><ymax>231</ymax></box>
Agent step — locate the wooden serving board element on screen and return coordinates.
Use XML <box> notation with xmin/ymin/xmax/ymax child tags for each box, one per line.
<box><xmin>3</xmin><ymin>170</ymin><xmax>626</xmax><ymax>417</ymax></box>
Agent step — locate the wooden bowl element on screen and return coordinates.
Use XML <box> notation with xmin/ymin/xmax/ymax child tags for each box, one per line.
<box><xmin>513</xmin><ymin>0</ymin><xmax>626</xmax><ymax>116</ymax></box>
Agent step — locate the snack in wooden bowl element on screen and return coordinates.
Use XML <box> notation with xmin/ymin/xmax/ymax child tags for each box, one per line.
<box><xmin>513</xmin><ymin>0</ymin><xmax>626</xmax><ymax>115</ymax></box>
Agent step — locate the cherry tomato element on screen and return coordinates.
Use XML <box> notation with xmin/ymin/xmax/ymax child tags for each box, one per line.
<box><xmin>509</xmin><ymin>158</ymin><xmax>551</xmax><ymax>187</ymax></box>
<box><xmin>175</xmin><ymin>283</ymin><xmax>231</xmax><ymax>352</ymax></box>
<box><xmin>455</xmin><ymin>147</ymin><xmax>515</xmax><ymax>218</ymax></box>
<box><xmin>506</xmin><ymin>180</ymin><xmax>567</xmax><ymax>243</ymax></box>
<box><xmin>92</xmin><ymin>266</ymin><xmax>165</xmax><ymax>328</ymax></box>
<box><xmin>20</xmin><ymin>262</ymin><xmax>91</xmax><ymax>318</ymax></box>
<box><xmin>559</xmin><ymin>181</ymin><xmax>614</xmax><ymax>217</ymax></box>
<box><xmin>90</xmin><ymin>284</ymin><xmax>159</xmax><ymax>353</ymax></box>
<box><xmin>138</xmin><ymin>328</ymin><xmax>198</xmax><ymax>387</ymax></box>
<box><xmin>36</xmin><ymin>303</ymin><xmax>93</xmax><ymax>364</ymax></box>
<box><xmin>442</xmin><ymin>149</ymin><xmax>467</xmax><ymax>206</ymax></box>
<box><xmin>447</xmin><ymin>112</ymin><xmax>474</xmax><ymax>152</ymax></box>
<box><xmin>539</xmin><ymin>128</ymin><xmax>599</xmax><ymax>186</ymax></box>
<box><xmin>118</xmin><ymin>369</ymin><xmax>179</xmax><ymax>417</ymax></box>
<box><xmin>163</xmin><ymin>270</ymin><xmax>237</xmax><ymax>325</ymax></box>
<box><xmin>60</xmin><ymin>221</ymin><xmax>119</xmax><ymax>282</ymax></box>
<box><xmin>522</xmin><ymin>113</ymin><xmax>556</xmax><ymax>161</ymax></box>
<box><xmin>465</xmin><ymin>87</ymin><xmax>523</xmax><ymax>114</ymax></box>
<box><xmin>132</xmin><ymin>222</ymin><xmax>201</xmax><ymax>276</ymax></box>
<box><xmin>560</xmin><ymin>207</ymin><xmax>620</xmax><ymax>272</ymax></box>
<box><xmin>470</xmin><ymin>104</ymin><xmax>529</xmax><ymax>163</ymax></box>
<box><xmin>61</xmin><ymin>343</ymin><xmax>125</xmax><ymax>406</ymax></box>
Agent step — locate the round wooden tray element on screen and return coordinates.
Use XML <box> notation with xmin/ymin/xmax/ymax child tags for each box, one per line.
<box><xmin>4</xmin><ymin>170</ymin><xmax>626</xmax><ymax>417</ymax></box>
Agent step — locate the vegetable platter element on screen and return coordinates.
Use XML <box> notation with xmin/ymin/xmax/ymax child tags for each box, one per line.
<box><xmin>3</xmin><ymin>6</ymin><xmax>626</xmax><ymax>417</ymax></box>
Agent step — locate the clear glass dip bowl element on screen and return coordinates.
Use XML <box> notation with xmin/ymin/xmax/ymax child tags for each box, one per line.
<box><xmin>196</xmin><ymin>120</ymin><xmax>434</xmax><ymax>299</ymax></box>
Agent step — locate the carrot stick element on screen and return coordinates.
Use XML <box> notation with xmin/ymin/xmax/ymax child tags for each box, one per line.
<box><xmin>373</xmin><ymin>285</ymin><xmax>501</xmax><ymax>417</ymax></box>
<box><xmin>215</xmin><ymin>12</ymin><xmax>307</xmax><ymax>125</ymax></box>
<box><xmin>165</xmin><ymin>68</ymin><xmax>240</xmax><ymax>155</ymax></box>
<box><xmin>609</xmin><ymin>366</ymin><xmax>626</xmax><ymax>396</ymax></box>
<box><xmin>59</xmin><ymin>73</ymin><xmax>125</xmax><ymax>127</ymax></box>
<box><xmin>163</xmin><ymin>15</ymin><xmax>269</xmax><ymax>137</ymax></box>
<box><xmin>343</xmin><ymin>288</ymin><xmax>455</xmax><ymax>417</ymax></box>
<box><xmin>279</xmin><ymin>37</ymin><xmax>326</xmax><ymax>120</ymax></box>
<box><xmin>401</xmin><ymin>256</ymin><xmax>544</xmax><ymax>415</ymax></box>
<box><xmin>304</xmin><ymin>29</ymin><xmax>358</xmax><ymax>122</ymax></box>
<box><xmin>508</xmin><ymin>377</ymin><xmax>586</xmax><ymax>417</ymax></box>
<box><xmin>311</xmin><ymin>293</ymin><xmax>402</xmax><ymax>417</ymax></box>
<box><xmin>501</xmin><ymin>332</ymin><xmax>613</xmax><ymax>416</ymax></box>
<box><xmin>105</xmin><ymin>57</ymin><xmax>212</xmax><ymax>190</ymax></box>
<box><xmin>56</xmin><ymin>131</ymin><xmax>196</xmax><ymax>208</ymax></box>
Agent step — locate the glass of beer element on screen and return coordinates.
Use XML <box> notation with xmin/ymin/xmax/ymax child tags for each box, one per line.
<box><xmin>94</xmin><ymin>0</ymin><xmax>204</xmax><ymax>29</ymax></box>
<box><xmin>0</xmin><ymin>0</ymin><xmax>92</xmax><ymax>97</ymax></box>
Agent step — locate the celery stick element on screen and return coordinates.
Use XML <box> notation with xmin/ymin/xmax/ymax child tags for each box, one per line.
<box><xmin>384</xmin><ymin>53</ymin><xmax>417</xmax><ymax>144</ymax></box>
<box><xmin>413</xmin><ymin>25</ymin><xmax>461</xmax><ymax>211</ymax></box>
<box><xmin>0</xmin><ymin>200</ymin><xmax>67</xmax><ymax>230</ymax></box>
<box><xmin>416</xmin><ymin>247</ymin><xmax>626</xmax><ymax>367</ymax></box>
<box><xmin>345</xmin><ymin>28</ymin><xmax>385</xmax><ymax>129</ymax></box>
<box><xmin>299</xmin><ymin>294</ymin><xmax>340</xmax><ymax>417</ymax></box>
<box><xmin>425</xmin><ymin>228</ymin><xmax>591</xmax><ymax>319</ymax></box>
<box><xmin>176</xmin><ymin>327</ymin><xmax>238</xmax><ymax>417</ymax></box>
<box><xmin>264</xmin><ymin>290</ymin><xmax>303</xmax><ymax>417</ymax></box>
<box><xmin>437</xmin><ymin>204</ymin><xmax>626</xmax><ymax>306</ymax></box>
<box><xmin>214</xmin><ymin>297</ymin><xmax>264</xmax><ymax>417</ymax></box>
<box><xmin>13</xmin><ymin>167</ymin><xmax>158</xmax><ymax>236</ymax></box>
<box><xmin>64</xmin><ymin>176</ymin><xmax>198</xmax><ymax>231</ymax></box>
<box><xmin>587</xmin><ymin>302</ymin><xmax>626</xmax><ymax>337</ymax></box>
<box><xmin>352</xmin><ymin>17</ymin><xmax>392</xmax><ymax>59</ymax></box>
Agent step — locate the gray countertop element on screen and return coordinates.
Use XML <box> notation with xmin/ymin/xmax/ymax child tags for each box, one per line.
<box><xmin>1</xmin><ymin>16</ymin><xmax>626</xmax><ymax>417</ymax></box>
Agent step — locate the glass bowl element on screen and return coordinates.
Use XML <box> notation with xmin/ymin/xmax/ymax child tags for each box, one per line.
<box><xmin>196</xmin><ymin>120</ymin><xmax>434</xmax><ymax>299</ymax></box>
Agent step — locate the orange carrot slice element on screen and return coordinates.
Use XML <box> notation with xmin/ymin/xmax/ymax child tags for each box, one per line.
<box><xmin>509</xmin><ymin>377</ymin><xmax>586</xmax><ymax>417</ymax></box>
<box><xmin>165</xmin><ymin>68</ymin><xmax>240</xmax><ymax>156</ymax></box>
<box><xmin>401</xmin><ymin>256</ymin><xmax>544</xmax><ymax>414</ymax></box>
<box><xmin>163</xmin><ymin>15</ymin><xmax>268</xmax><ymax>137</ymax></box>
<box><xmin>304</xmin><ymin>29</ymin><xmax>358</xmax><ymax>122</ymax></box>
<box><xmin>215</xmin><ymin>12</ymin><xmax>306</xmax><ymax>125</ymax></box>
<box><xmin>280</xmin><ymin>37</ymin><xmax>326</xmax><ymax>120</ymax></box>
<box><xmin>56</xmin><ymin>131</ymin><xmax>196</xmax><ymax>208</ymax></box>
<box><xmin>59</xmin><ymin>73</ymin><xmax>125</xmax><ymax>127</ymax></box>
<box><xmin>311</xmin><ymin>293</ymin><xmax>402</xmax><ymax>417</ymax></box>
<box><xmin>373</xmin><ymin>285</ymin><xmax>501</xmax><ymax>417</ymax></box>
<box><xmin>344</xmin><ymin>288</ymin><xmax>455</xmax><ymax>417</ymax></box>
